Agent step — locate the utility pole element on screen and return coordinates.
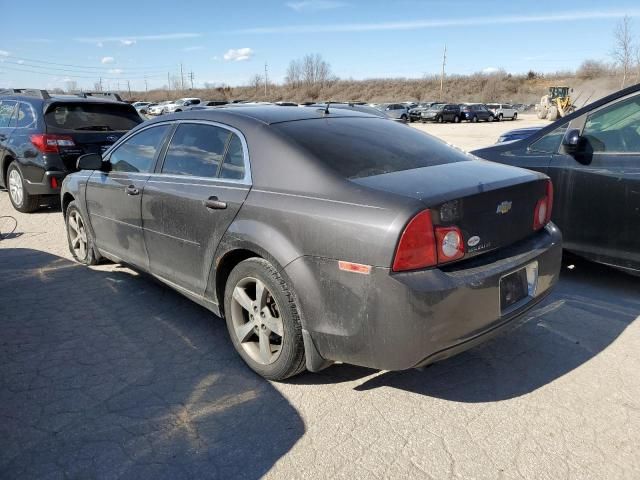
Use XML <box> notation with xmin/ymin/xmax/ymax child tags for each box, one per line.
<box><xmin>127</xmin><ymin>80</ymin><xmax>131</xmax><ymax>99</ymax></box>
<box><xmin>264</xmin><ymin>62</ymin><xmax>268</xmax><ymax>97</ymax></box>
<box><xmin>98</xmin><ymin>77</ymin><xmax>103</xmax><ymax>92</ymax></box>
<box><xmin>167</xmin><ymin>72</ymin><xmax>171</xmax><ymax>91</ymax></box>
<box><xmin>189</xmin><ymin>71</ymin><xmax>194</xmax><ymax>90</ymax></box>
<box><xmin>144</xmin><ymin>77</ymin><xmax>148</xmax><ymax>93</ymax></box>
<box><xmin>180</xmin><ymin>63</ymin><xmax>184</xmax><ymax>91</ymax></box>
<box><xmin>439</xmin><ymin>44</ymin><xmax>447</xmax><ymax>101</ymax></box>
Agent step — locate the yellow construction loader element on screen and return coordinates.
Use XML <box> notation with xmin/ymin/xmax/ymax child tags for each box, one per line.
<box><xmin>536</xmin><ymin>86</ymin><xmax>575</xmax><ymax>121</ymax></box>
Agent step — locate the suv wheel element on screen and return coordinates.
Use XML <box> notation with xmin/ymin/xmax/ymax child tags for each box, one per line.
<box><xmin>7</xmin><ymin>162</ymin><xmax>39</xmax><ymax>213</ymax></box>
<box><xmin>498</xmin><ymin>113</ymin><xmax>503</xmax><ymax>121</ymax></box>
<box><xmin>512</xmin><ymin>112</ymin><xmax>518</xmax><ymax>121</ymax></box>
<box><xmin>437</xmin><ymin>115</ymin><xmax>444</xmax><ymax>123</ymax></box>
<box><xmin>453</xmin><ymin>115</ymin><xmax>460</xmax><ymax>123</ymax></box>
<box><xmin>224</xmin><ymin>257</ymin><xmax>306</xmax><ymax>380</ymax></box>
<box><xmin>471</xmin><ymin>115</ymin><xmax>478</xmax><ymax>123</ymax></box>
<box><xmin>65</xmin><ymin>201</ymin><xmax>99</xmax><ymax>265</ymax></box>
<box><xmin>400</xmin><ymin>114</ymin><xmax>408</xmax><ymax>121</ymax></box>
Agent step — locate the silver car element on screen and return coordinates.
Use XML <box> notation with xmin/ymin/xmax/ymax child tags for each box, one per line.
<box><xmin>376</xmin><ymin>103</ymin><xmax>409</xmax><ymax>122</ymax></box>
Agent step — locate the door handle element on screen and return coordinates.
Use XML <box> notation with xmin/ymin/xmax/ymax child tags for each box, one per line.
<box><xmin>204</xmin><ymin>196</ymin><xmax>227</xmax><ymax>210</ymax></box>
<box><xmin>125</xmin><ymin>185</ymin><xmax>140</xmax><ymax>196</ymax></box>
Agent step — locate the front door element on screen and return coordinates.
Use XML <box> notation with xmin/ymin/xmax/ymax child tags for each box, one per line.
<box><xmin>0</xmin><ymin>100</ymin><xmax>17</xmax><ymax>182</ymax></box>
<box><xmin>85</xmin><ymin>124</ymin><xmax>171</xmax><ymax>268</ymax></box>
<box><xmin>549</xmin><ymin>92</ymin><xmax>640</xmax><ymax>267</ymax></box>
<box><xmin>142</xmin><ymin>121</ymin><xmax>251</xmax><ymax>295</ymax></box>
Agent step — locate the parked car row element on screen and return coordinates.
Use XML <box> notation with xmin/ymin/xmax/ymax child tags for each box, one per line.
<box><xmin>407</xmin><ymin>102</ymin><xmax>519</xmax><ymax>123</ymax></box>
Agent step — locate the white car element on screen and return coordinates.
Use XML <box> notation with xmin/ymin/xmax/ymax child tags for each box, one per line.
<box><xmin>164</xmin><ymin>97</ymin><xmax>201</xmax><ymax>113</ymax></box>
<box><xmin>486</xmin><ymin>103</ymin><xmax>518</xmax><ymax>121</ymax></box>
<box><xmin>147</xmin><ymin>101</ymin><xmax>172</xmax><ymax>115</ymax></box>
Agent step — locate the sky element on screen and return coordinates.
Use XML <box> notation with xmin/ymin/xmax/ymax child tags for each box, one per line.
<box><xmin>1</xmin><ymin>0</ymin><xmax>639</xmax><ymax>92</ymax></box>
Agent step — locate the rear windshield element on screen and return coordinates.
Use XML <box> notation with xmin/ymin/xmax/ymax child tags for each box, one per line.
<box><xmin>45</xmin><ymin>103</ymin><xmax>142</xmax><ymax>132</ymax></box>
<box><xmin>273</xmin><ymin>117</ymin><xmax>466</xmax><ymax>179</ymax></box>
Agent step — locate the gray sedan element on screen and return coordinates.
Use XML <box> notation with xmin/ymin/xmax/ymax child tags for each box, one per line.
<box><xmin>61</xmin><ymin>106</ymin><xmax>562</xmax><ymax>380</ymax></box>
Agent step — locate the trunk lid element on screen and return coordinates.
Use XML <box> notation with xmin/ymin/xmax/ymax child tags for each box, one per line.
<box><xmin>352</xmin><ymin>160</ymin><xmax>549</xmax><ymax>259</ymax></box>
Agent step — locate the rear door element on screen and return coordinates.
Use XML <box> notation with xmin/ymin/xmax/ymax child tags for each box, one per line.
<box><xmin>86</xmin><ymin>123</ymin><xmax>171</xmax><ymax>268</ymax></box>
<box><xmin>142</xmin><ymin>121</ymin><xmax>251</xmax><ymax>295</ymax></box>
<box><xmin>43</xmin><ymin>102</ymin><xmax>142</xmax><ymax>172</ymax></box>
<box><xmin>0</xmin><ymin>100</ymin><xmax>17</xmax><ymax>184</ymax></box>
<box><xmin>549</xmin><ymin>91</ymin><xmax>640</xmax><ymax>267</ymax></box>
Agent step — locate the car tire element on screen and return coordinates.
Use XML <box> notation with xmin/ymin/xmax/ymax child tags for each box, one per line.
<box><xmin>453</xmin><ymin>115</ymin><xmax>460</xmax><ymax>123</ymax></box>
<box><xmin>7</xmin><ymin>162</ymin><xmax>39</xmax><ymax>213</ymax></box>
<box><xmin>224</xmin><ymin>257</ymin><xmax>306</xmax><ymax>381</ymax></box>
<box><xmin>498</xmin><ymin>113</ymin><xmax>503</xmax><ymax>121</ymax></box>
<box><xmin>65</xmin><ymin>200</ymin><xmax>99</xmax><ymax>265</ymax></box>
<box><xmin>401</xmin><ymin>114</ymin><xmax>408</xmax><ymax>121</ymax></box>
<box><xmin>437</xmin><ymin>116</ymin><xmax>443</xmax><ymax>123</ymax></box>
<box><xmin>471</xmin><ymin>116</ymin><xmax>478</xmax><ymax>123</ymax></box>
<box><xmin>512</xmin><ymin>112</ymin><xmax>518</xmax><ymax>121</ymax></box>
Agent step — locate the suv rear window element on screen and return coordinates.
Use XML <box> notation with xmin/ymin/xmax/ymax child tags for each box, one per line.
<box><xmin>45</xmin><ymin>103</ymin><xmax>141</xmax><ymax>132</ymax></box>
<box><xmin>274</xmin><ymin>117</ymin><xmax>466</xmax><ymax>179</ymax></box>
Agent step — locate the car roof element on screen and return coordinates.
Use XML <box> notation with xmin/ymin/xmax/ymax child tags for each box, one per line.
<box><xmin>147</xmin><ymin>105</ymin><xmax>376</xmax><ymax>126</ymax></box>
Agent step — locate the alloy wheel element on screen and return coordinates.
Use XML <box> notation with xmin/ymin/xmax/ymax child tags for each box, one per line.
<box><xmin>8</xmin><ymin>169</ymin><xmax>23</xmax><ymax>207</ymax></box>
<box><xmin>67</xmin><ymin>210</ymin><xmax>88</xmax><ymax>260</ymax></box>
<box><xmin>230</xmin><ymin>277</ymin><xmax>284</xmax><ymax>365</ymax></box>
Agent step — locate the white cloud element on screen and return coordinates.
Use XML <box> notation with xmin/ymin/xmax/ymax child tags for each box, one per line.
<box><xmin>233</xmin><ymin>8</ymin><xmax>640</xmax><ymax>34</ymax></box>
<box><xmin>482</xmin><ymin>67</ymin><xmax>499</xmax><ymax>74</ymax></box>
<box><xmin>17</xmin><ymin>60</ymin><xmax>24</xmax><ymax>65</ymax></box>
<box><xmin>0</xmin><ymin>50</ymin><xmax>9</xmax><ymax>57</ymax></box>
<box><xmin>76</xmin><ymin>32</ymin><xmax>201</xmax><ymax>43</ymax></box>
<box><xmin>101</xmin><ymin>56</ymin><xmax>115</xmax><ymax>64</ymax></box>
<box><xmin>120</xmin><ymin>39</ymin><xmax>136</xmax><ymax>46</ymax></box>
<box><xmin>223</xmin><ymin>48</ymin><xmax>254</xmax><ymax>62</ymax></box>
<box><xmin>286</xmin><ymin>0</ymin><xmax>346</xmax><ymax>11</ymax></box>
<box><xmin>108</xmin><ymin>68</ymin><xmax>123</xmax><ymax>74</ymax></box>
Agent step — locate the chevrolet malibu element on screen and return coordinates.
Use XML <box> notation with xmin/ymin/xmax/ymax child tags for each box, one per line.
<box><xmin>61</xmin><ymin>106</ymin><xmax>562</xmax><ymax>380</ymax></box>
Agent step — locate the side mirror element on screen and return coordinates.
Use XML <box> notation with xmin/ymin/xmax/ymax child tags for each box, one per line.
<box><xmin>77</xmin><ymin>153</ymin><xmax>104</xmax><ymax>170</ymax></box>
<box><xmin>562</xmin><ymin>128</ymin><xmax>581</xmax><ymax>152</ymax></box>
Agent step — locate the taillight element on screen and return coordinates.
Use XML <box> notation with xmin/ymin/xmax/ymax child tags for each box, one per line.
<box><xmin>30</xmin><ymin>134</ymin><xmax>75</xmax><ymax>153</ymax></box>
<box><xmin>435</xmin><ymin>226</ymin><xmax>465</xmax><ymax>263</ymax></box>
<box><xmin>392</xmin><ymin>210</ymin><xmax>437</xmax><ymax>271</ymax></box>
<box><xmin>533</xmin><ymin>180</ymin><xmax>554</xmax><ymax>230</ymax></box>
<box><xmin>393</xmin><ymin>210</ymin><xmax>466</xmax><ymax>272</ymax></box>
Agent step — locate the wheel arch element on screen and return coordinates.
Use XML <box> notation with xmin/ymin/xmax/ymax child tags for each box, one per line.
<box><xmin>61</xmin><ymin>192</ymin><xmax>75</xmax><ymax>219</ymax></box>
<box><xmin>2</xmin><ymin>155</ymin><xmax>15</xmax><ymax>187</ymax></box>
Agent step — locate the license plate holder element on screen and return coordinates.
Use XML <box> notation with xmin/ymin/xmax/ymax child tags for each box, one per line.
<box><xmin>500</xmin><ymin>267</ymin><xmax>529</xmax><ymax>311</ymax></box>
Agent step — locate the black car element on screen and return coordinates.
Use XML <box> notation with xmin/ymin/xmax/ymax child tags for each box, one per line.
<box><xmin>61</xmin><ymin>106</ymin><xmax>561</xmax><ymax>380</ymax></box>
<box><xmin>420</xmin><ymin>103</ymin><xmax>461</xmax><ymax>123</ymax></box>
<box><xmin>472</xmin><ymin>82</ymin><xmax>640</xmax><ymax>274</ymax></box>
<box><xmin>460</xmin><ymin>104</ymin><xmax>495</xmax><ymax>122</ymax></box>
<box><xmin>0</xmin><ymin>89</ymin><xmax>143</xmax><ymax>212</ymax></box>
<box><xmin>408</xmin><ymin>102</ymin><xmax>439</xmax><ymax>122</ymax></box>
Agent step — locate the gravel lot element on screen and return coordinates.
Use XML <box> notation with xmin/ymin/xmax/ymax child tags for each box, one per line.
<box><xmin>1</xmin><ymin>117</ymin><xmax>639</xmax><ymax>479</ymax></box>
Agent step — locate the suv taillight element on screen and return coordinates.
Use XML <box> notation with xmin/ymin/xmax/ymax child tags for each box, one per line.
<box><xmin>392</xmin><ymin>210</ymin><xmax>466</xmax><ymax>272</ymax></box>
<box><xmin>533</xmin><ymin>180</ymin><xmax>554</xmax><ymax>230</ymax></box>
<box><xmin>30</xmin><ymin>134</ymin><xmax>75</xmax><ymax>153</ymax></box>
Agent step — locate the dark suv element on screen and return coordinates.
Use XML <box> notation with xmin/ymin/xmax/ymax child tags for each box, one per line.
<box><xmin>0</xmin><ymin>89</ymin><xmax>143</xmax><ymax>212</ymax></box>
<box><xmin>420</xmin><ymin>103</ymin><xmax>461</xmax><ymax>123</ymax></box>
<box><xmin>460</xmin><ymin>104</ymin><xmax>495</xmax><ymax>123</ymax></box>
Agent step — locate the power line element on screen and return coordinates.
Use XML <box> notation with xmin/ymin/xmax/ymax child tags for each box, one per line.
<box><xmin>0</xmin><ymin>64</ymin><xmax>165</xmax><ymax>80</ymax></box>
<box><xmin>4</xmin><ymin>54</ymin><xmax>174</xmax><ymax>71</ymax></box>
<box><xmin>0</xmin><ymin>59</ymin><xmax>167</xmax><ymax>76</ymax></box>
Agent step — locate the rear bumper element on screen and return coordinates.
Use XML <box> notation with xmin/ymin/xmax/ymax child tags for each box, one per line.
<box><xmin>285</xmin><ymin>223</ymin><xmax>562</xmax><ymax>371</ymax></box>
<box><xmin>23</xmin><ymin>170</ymin><xmax>66</xmax><ymax>196</ymax></box>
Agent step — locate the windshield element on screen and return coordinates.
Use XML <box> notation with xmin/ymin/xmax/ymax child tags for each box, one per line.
<box><xmin>175</xmin><ymin>100</ymin><xmax>186</xmax><ymax>106</ymax></box>
<box><xmin>45</xmin><ymin>103</ymin><xmax>142</xmax><ymax>131</ymax></box>
<box><xmin>273</xmin><ymin>117</ymin><xmax>465</xmax><ymax>179</ymax></box>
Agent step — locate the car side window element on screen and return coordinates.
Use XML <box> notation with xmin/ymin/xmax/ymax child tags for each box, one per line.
<box><xmin>0</xmin><ymin>101</ymin><xmax>17</xmax><ymax>128</ymax></box>
<box><xmin>529</xmin><ymin>122</ymin><xmax>569</xmax><ymax>154</ymax></box>
<box><xmin>582</xmin><ymin>94</ymin><xmax>640</xmax><ymax>153</ymax></box>
<box><xmin>109</xmin><ymin>125</ymin><xmax>170</xmax><ymax>173</ymax></box>
<box><xmin>13</xmin><ymin>103</ymin><xmax>37</xmax><ymax>129</ymax></box>
<box><xmin>219</xmin><ymin>133</ymin><xmax>246</xmax><ymax>180</ymax></box>
<box><xmin>161</xmin><ymin>123</ymin><xmax>231</xmax><ymax>178</ymax></box>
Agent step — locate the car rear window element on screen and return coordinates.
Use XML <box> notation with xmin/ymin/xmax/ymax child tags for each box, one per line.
<box><xmin>44</xmin><ymin>103</ymin><xmax>142</xmax><ymax>132</ymax></box>
<box><xmin>273</xmin><ymin>117</ymin><xmax>467</xmax><ymax>179</ymax></box>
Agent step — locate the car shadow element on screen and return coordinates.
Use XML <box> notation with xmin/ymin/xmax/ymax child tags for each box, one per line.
<box><xmin>0</xmin><ymin>248</ymin><xmax>303</xmax><ymax>479</ymax></box>
<box><xmin>351</xmin><ymin>254</ymin><xmax>640</xmax><ymax>401</ymax></box>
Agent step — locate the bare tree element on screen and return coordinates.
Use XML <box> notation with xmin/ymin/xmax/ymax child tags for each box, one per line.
<box><xmin>285</xmin><ymin>59</ymin><xmax>302</xmax><ymax>88</ymax></box>
<box><xmin>577</xmin><ymin>59</ymin><xmax>609</xmax><ymax>80</ymax></box>
<box><xmin>301</xmin><ymin>53</ymin><xmax>333</xmax><ymax>87</ymax></box>
<box><xmin>249</xmin><ymin>74</ymin><xmax>263</xmax><ymax>93</ymax></box>
<box><xmin>612</xmin><ymin>15</ymin><xmax>634</xmax><ymax>88</ymax></box>
<box><xmin>65</xmin><ymin>80</ymin><xmax>79</xmax><ymax>92</ymax></box>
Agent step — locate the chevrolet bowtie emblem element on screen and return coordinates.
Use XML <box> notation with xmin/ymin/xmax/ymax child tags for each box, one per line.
<box><xmin>496</xmin><ymin>201</ymin><xmax>512</xmax><ymax>215</ymax></box>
